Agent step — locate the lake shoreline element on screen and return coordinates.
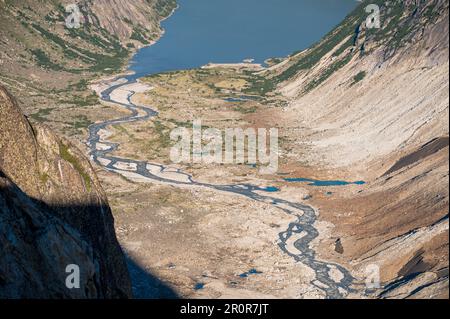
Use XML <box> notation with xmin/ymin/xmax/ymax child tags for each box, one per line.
<box><xmin>125</xmin><ymin>4</ymin><xmax>180</xmax><ymax>74</ymax></box>
<box><xmin>89</xmin><ymin>4</ymin><xmax>179</xmax><ymax>98</ymax></box>
<box><xmin>127</xmin><ymin>0</ymin><xmax>358</xmax><ymax>78</ymax></box>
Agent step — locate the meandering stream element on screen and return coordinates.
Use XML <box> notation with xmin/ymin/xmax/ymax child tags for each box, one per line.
<box><xmin>87</xmin><ymin>78</ymin><xmax>356</xmax><ymax>299</ymax></box>
<box><xmin>86</xmin><ymin>0</ymin><xmax>361</xmax><ymax>298</ymax></box>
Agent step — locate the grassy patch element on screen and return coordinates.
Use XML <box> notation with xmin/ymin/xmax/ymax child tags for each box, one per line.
<box><xmin>66</xmin><ymin>115</ymin><xmax>93</xmax><ymax>131</ymax></box>
<box><xmin>304</xmin><ymin>54</ymin><xmax>354</xmax><ymax>92</ymax></box>
<box><xmin>153</xmin><ymin>120</ymin><xmax>172</xmax><ymax>148</ymax></box>
<box><xmin>233</xmin><ymin>105</ymin><xmax>257</xmax><ymax>114</ymax></box>
<box><xmin>155</xmin><ymin>0</ymin><xmax>177</xmax><ymax>16</ymax></box>
<box><xmin>272</xmin><ymin>4</ymin><xmax>366</xmax><ymax>84</ymax></box>
<box><xmin>59</xmin><ymin>142</ymin><xmax>91</xmax><ymax>191</ymax></box>
<box><xmin>60</xmin><ymin>92</ymin><xmax>99</xmax><ymax>107</ymax></box>
<box><xmin>351</xmin><ymin>71</ymin><xmax>367</xmax><ymax>86</ymax></box>
<box><xmin>30</xmin><ymin>49</ymin><xmax>63</xmax><ymax>71</ymax></box>
<box><xmin>39</xmin><ymin>172</ymin><xmax>50</xmax><ymax>184</ymax></box>
<box><xmin>68</xmin><ymin>79</ymin><xmax>89</xmax><ymax>91</ymax></box>
<box><xmin>130</xmin><ymin>26</ymin><xmax>151</xmax><ymax>45</ymax></box>
<box><xmin>28</xmin><ymin>22</ymin><xmax>130</xmax><ymax>74</ymax></box>
<box><xmin>242</xmin><ymin>73</ymin><xmax>276</xmax><ymax>96</ymax></box>
<box><xmin>30</xmin><ymin>107</ymin><xmax>54</xmax><ymax>122</ymax></box>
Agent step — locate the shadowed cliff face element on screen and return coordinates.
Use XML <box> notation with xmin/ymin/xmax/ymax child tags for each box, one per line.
<box><xmin>0</xmin><ymin>85</ymin><xmax>132</xmax><ymax>298</ymax></box>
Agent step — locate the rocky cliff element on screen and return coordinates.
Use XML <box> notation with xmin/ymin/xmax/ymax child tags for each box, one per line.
<box><xmin>0</xmin><ymin>84</ymin><xmax>132</xmax><ymax>298</ymax></box>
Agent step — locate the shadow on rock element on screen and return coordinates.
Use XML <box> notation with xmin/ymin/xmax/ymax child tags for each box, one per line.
<box><xmin>0</xmin><ymin>170</ymin><xmax>177</xmax><ymax>299</ymax></box>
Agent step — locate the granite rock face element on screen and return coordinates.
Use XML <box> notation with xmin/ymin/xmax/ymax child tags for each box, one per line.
<box><xmin>0</xmin><ymin>85</ymin><xmax>132</xmax><ymax>298</ymax></box>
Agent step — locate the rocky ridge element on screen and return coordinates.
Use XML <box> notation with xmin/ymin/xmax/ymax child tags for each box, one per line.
<box><xmin>0</xmin><ymin>84</ymin><xmax>132</xmax><ymax>298</ymax></box>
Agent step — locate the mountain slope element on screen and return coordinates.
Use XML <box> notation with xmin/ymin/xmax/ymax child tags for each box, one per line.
<box><xmin>258</xmin><ymin>0</ymin><xmax>449</xmax><ymax>298</ymax></box>
<box><xmin>0</xmin><ymin>84</ymin><xmax>132</xmax><ymax>298</ymax></box>
<box><xmin>0</xmin><ymin>0</ymin><xmax>176</xmax><ymax>124</ymax></box>
<box><xmin>0</xmin><ymin>0</ymin><xmax>176</xmax><ymax>78</ymax></box>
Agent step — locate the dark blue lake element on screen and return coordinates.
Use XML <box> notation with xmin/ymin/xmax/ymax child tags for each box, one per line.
<box><xmin>129</xmin><ymin>0</ymin><xmax>358</xmax><ymax>78</ymax></box>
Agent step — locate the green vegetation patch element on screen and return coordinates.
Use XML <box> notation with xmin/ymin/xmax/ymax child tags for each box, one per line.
<box><xmin>67</xmin><ymin>115</ymin><xmax>94</xmax><ymax>130</ymax></box>
<box><xmin>273</xmin><ymin>3</ymin><xmax>366</xmax><ymax>84</ymax></box>
<box><xmin>60</xmin><ymin>92</ymin><xmax>99</xmax><ymax>107</ymax></box>
<box><xmin>27</xmin><ymin>21</ymin><xmax>130</xmax><ymax>74</ymax></box>
<box><xmin>242</xmin><ymin>73</ymin><xmax>276</xmax><ymax>96</ymax></box>
<box><xmin>155</xmin><ymin>0</ymin><xmax>178</xmax><ymax>17</ymax></box>
<box><xmin>59</xmin><ymin>142</ymin><xmax>91</xmax><ymax>191</ymax></box>
<box><xmin>351</xmin><ymin>71</ymin><xmax>367</xmax><ymax>86</ymax></box>
<box><xmin>304</xmin><ymin>54</ymin><xmax>354</xmax><ymax>92</ymax></box>
<box><xmin>130</xmin><ymin>26</ymin><xmax>151</xmax><ymax>45</ymax></box>
<box><xmin>39</xmin><ymin>172</ymin><xmax>50</xmax><ymax>184</ymax></box>
<box><xmin>30</xmin><ymin>49</ymin><xmax>63</xmax><ymax>71</ymax></box>
<box><xmin>153</xmin><ymin>120</ymin><xmax>172</xmax><ymax>149</ymax></box>
<box><xmin>30</xmin><ymin>107</ymin><xmax>55</xmax><ymax>122</ymax></box>
<box><xmin>233</xmin><ymin>105</ymin><xmax>257</xmax><ymax>114</ymax></box>
<box><xmin>247</xmin><ymin>0</ymin><xmax>432</xmax><ymax>95</ymax></box>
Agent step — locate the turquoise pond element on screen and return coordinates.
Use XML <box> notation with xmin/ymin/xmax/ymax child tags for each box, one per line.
<box><xmin>263</xmin><ymin>186</ymin><xmax>280</xmax><ymax>192</ymax></box>
<box><xmin>239</xmin><ymin>269</ymin><xmax>263</xmax><ymax>278</ymax></box>
<box><xmin>284</xmin><ymin>178</ymin><xmax>366</xmax><ymax>187</ymax></box>
<box><xmin>193</xmin><ymin>283</ymin><xmax>205</xmax><ymax>290</ymax></box>
<box><xmin>129</xmin><ymin>0</ymin><xmax>358</xmax><ymax>78</ymax></box>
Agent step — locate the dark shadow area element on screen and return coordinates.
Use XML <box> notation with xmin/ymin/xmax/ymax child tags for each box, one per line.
<box><xmin>125</xmin><ymin>256</ymin><xmax>179</xmax><ymax>299</ymax></box>
<box><xmin>0</xmin><ymin>169</ymin><xmax>179</xmax><ymax>299</ymax></box>
<box><xmin>384</xmin><ymin>136</ymin><xmax>449</xmax><ymax>176</ymax></box>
